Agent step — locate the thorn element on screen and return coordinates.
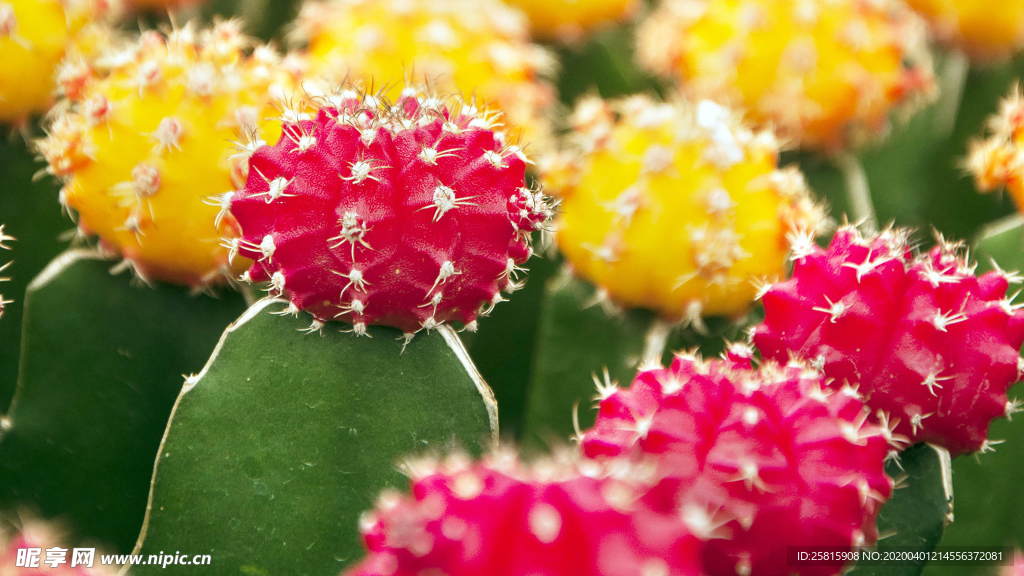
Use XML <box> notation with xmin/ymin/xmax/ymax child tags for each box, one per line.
<box><xmin>931</xmin><ymin>310</ymin><xmax>967</xmax><ymax>332</ymax></box>
<box><xmin>1006</xmin><ymin>398</ymin><xmax>1023</xmax><ymax>421</ymax></box>
<box><xmin>979</xmin><ymin>438</ymin><xmax>1005</xmax><ymax>453</ymax></box>
<box><xmin>812</xmin><ymin>295</ymin><xmax>848</xmax><ymax>323</ymax></box>
<box><xmin>909</xmin><ymin>412</ymin><xmax>932</xmax><ymax>435</ymax></box>
<box><xmin>592</xmin><ymin>367</ymin><xmax>618</xmax><ymax>401</ymax></box>
<box><xmin>0</xmin><ymin>226</ymin><xmax>15</xmax><ymax>249</ymax></box>
<box><xmin>920</xmin><ymin>370</ymin><xmax>953</xmax><ymax>397</ymax></box>
<box><xmin>397</xmin><ymin>332</ymin><xmax>415</xmax><ymax>353</ymax></box>
<box><xmin>299</xmin><ymin>320</ymin><xmax>325</xmax><ymax>335</ymax></box>
<box><xmin>331</xmin><ymin>267</ymin><xmax>371</xmax><ymax>294</ymax></box>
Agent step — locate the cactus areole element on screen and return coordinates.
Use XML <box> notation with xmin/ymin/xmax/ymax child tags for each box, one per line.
<box><xmin>754</xmin><ymin>227</ymin><xmax>1024</xmax><ymax>456</ymax></box>
<box><xmin>229</xmin><ymin>86</ymin><xmax>554</xmax><ymax>337</ymax></box>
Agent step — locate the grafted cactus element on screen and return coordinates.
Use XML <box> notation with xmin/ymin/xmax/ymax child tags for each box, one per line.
<box><xmin>37</xmin><ymin>20</ymin><xmax>303</xmax><ymax>287</ymax></box>
<box><xmin>753</xmin><ymin>226</ymin><xmax>1024</xmax><ymax>457</ymax></box>
<box><xmin>229</xmin><ymin>84</ymin><xmax>554</xmax><ymax>337</ymax></box>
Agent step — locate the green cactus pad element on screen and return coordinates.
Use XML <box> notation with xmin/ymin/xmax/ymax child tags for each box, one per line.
<box><xmin>0</xmin><ymin>136</ymin><xmax>67</xmax><ymax>410</ymax></box>
<box><xmin>855</xmin><ymin>444</ymin><xmax>953</xmax><ymax>576</ymax></box>
<box><xmin>0</xmin><ymin>249</ymin><xmax>245</xmax><ymax>552</ymax></box>
<box><xmin>522</xmin><ymin>272</ymin><xmax>655</xmax><ymax>449</ymax></box>
<box><xmin>131</xmin><ymin>298</ymin><xmax>497</xmax><ymax>576</ymax></box>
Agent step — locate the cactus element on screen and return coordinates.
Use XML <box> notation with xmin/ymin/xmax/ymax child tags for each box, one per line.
<box><xmin>905</xmin><ymin>0</ymin><xmax>1024</xmax><ymax>62</ymax></box>
<box><xmin>0</xmin><ymin>250</ymin><xmax>245</xmax><ymax>552</ymax></box>
<box><xmin>524</xmin><ymin>94</ymin><xmax>820</xmax><ymax>446</ymax></box>
<box><xmin>122</xmin><ymin>0</ymin><xmax>206</xmax><ymax>10</ymax></box>
<box><xmin>131</xmin><ymin>298</ymin><xmax>497</xmax><ymax>575</ymax></box>
<box><xmin>344</xmin><ymin>451</ymin><xmax>703</xmax><ymax>576</ymax></box>
<box><xmin>504</xmin><ymin>0</ymin><xmax>640</xmax><ymax>43</ymax></box>
<box><xmin>969</xmin><ymin>86</ymin><xmax>1024</xmax><ymax>210</ymax></box>
<box><xmin>636</xmin><ymin>0</ymin><xmax>936</xmax><ymax>153</ymax></box>
<box><xmin>289</xmin><ymin>0</ymin><xmax>557</xmax><ymax>154</ymax></box>
<box><xmin>753</xmin><ymin>226</ymin><xmax>1024</xmax><ymax>457</ymax></box>
<box><xmin>0</xmin><ymin>518</ymin><xmax>116</xmax><ymax>574</ymax></box>
<box><xmin>229</xmin><ymin>85</ymin><xmax>554</xmax><ymax>336</ymax></box>
<box><xmin>582</xmin><ymin>349</ymin><xmax>892</xmax><ymax>576</ymax></box>
<box><xmin>37</xmin><ymin>20</ymin><xmax>303</xmax><ymax>287</ymax></box>
<box><xmin>908</xmin><ymin>226</ymin><xmax>1024</xmax><ymax>576</ymax></box>
<box><xmin>854</xmin><ymin>443</ymin><xmax>952</xmax><ymax>576</ymax></box>
<box><xmin>551</xmin><ymin>95</ymin><xmax>822</xmax><ymax>324</ymax></box>
<box><xmin>0</xmin><ymin>0</ymin><xmax>111</xmax><ymax>126</ymax></box>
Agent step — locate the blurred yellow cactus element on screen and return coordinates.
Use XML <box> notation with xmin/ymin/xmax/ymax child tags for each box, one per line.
<box><xmin>906</xmin><ymin>0</ymin><xmax>1024</xmax><ymax>62</ymax></box>
<box><xmin>0</xmin><ymin>0</ymin><xmax>111</xmax><ymax>124</ymax></box>
<box><xmin>38</xmin><ymin>21</ymin><xmax>304</xmax><ymax>287</ymax></box>
<box><xmin>551</xmin><ymin>95</ymin><xmax>823</xmax><ymax>325</ymax></box>
<box><xmin>637</xmin><ymin>0</ymin><xmax>936</xmax><ymax>153</ymax></box>
<box><xmin>968</xmin><ymin>86</ymin><xmax>1024</xmax><ymax>210</ymax></box>
<box><xmin>291</xmin><ymin>0</ymin><xmax>557</xmax><ymax>153</ymax></box>
<box><xmin>124</xmin><ymin>0</ymin><xmax>207</xmax><ymax>10</ymax></box>
<box><xmin>506</xmin><ymin>0</ymin><xmax>640</xmax><ymax>42</ymax></box>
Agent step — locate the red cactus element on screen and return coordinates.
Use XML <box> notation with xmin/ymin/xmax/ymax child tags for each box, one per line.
<box><xmin>229</xmin><ymin>86</ymin><xmax>553</xmax><ymax>337</ymax></box>
<box><xmin>753</xmin><ymin>226</ymin><xmax>1024</xmax><ymax>456</ymax></box>
<box><xmin>344</xmin><ymin>453</ymin><xmax>703</xmax><ymax>576</ymax></box>
<box><xmin>581</xmin><ymin>349</ymin><xmax>892</xmax><ymax>576</ymax></box>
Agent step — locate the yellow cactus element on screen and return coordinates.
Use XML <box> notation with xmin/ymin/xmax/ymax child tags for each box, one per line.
<box><xmin>906</xmin><ymin>0</ymin><xmax>1024</xmax><ymax>62</ymax></box>
<box><xmin>505</xmin><ymin>0</ymin><xmax>639</xmax><ymax>42</ymax></box>
<box><xmin>637</xmin><ymin>0</ymin><xmax>936</xmax><ymax>153</ymax></box>
<box><xmin>967</xmin><ymin>87</ymin><xmax>1024</xmax><ymax>210</ymax></box>
<box><xmin>38</xmin><ymin>21</ymin><xmax>304</xmax><ymax>287</ymax></box>
<box><xmin>0</xmin><ymin>0</ymin><xmax>111</xmax><ymax>124</ymax></box>
<box><xmin>291</xmin><ymin>0</ymin><xmax>557</xmax><ymax>154</ymax></box>
<box><xmin>552</xmin><ymin>95</ymin><xmax>824</xmax><ymax>325</ymax></box>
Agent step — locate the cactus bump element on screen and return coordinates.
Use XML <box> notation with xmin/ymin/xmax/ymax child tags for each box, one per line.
<box><xmin>344</xmin><ymin>452</ymin><xmax>703</xmax><ymax>576</ymax></box>
<box><xmin>37</xmin><ymin>21</ymin><xmax>303</xmax><ymax>287</ymax></box>
<box><xmin>551</xmin><ymin>95</ymin><xmax>823</xmax><ymax>327</ymax></box>
<box><xmin>753</xmin><ymin>226</ymin><xmax>1024</xmax><ymax>457</ymax></box>
<box><xmin>229</xmin><ymin>86</ymin><xmax>554</xmax><ymax>337</ymax></box>
<box><xmin>582</xmin><ymin>348</ymin><xmax>892</xmax><ymax>576</ymax></box>
<box><xmin>636</xmin><ymin>0</ymin><xmax>935</xmax><ymax>152</ymax></box>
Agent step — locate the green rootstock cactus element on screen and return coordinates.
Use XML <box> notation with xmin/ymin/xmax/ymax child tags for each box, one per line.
<box><xmin>0</xmin><ymin>136</ymin><xmax>67</xmax><ymax>409</ymax></box>
<box><xmin>0</xmin><ymin>250</ymin><xmax>245</xmax><ymax>552</ymax></box>
<box><xmin>132</xmin><ymin>298</ymin><xmax>497</xmax><ymax>575</ymax></box>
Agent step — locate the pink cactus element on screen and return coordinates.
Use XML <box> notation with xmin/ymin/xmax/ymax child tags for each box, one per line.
<box><xmin>582</xmin><ymin>349</ymin><xmax>892</xmax><ymax>576</ymax></box>
<box><xmin>343</xmin><ymin>453</ymin><xmax>703</xmax><ymax>576</ymax></box>
<box><xmin>0</xmin><ymin>521</ymin><xmax>113</xmax><ymax>575</ymax></box>
<box><xmin>229</xmin><ymin>86</ymin><xmax>553</xmax><ymax>337</ymax></box>
<box><xmin>753</xmin><ymin>226</ymin><xmax>1024</xmax><ymax>456</ymax></box>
